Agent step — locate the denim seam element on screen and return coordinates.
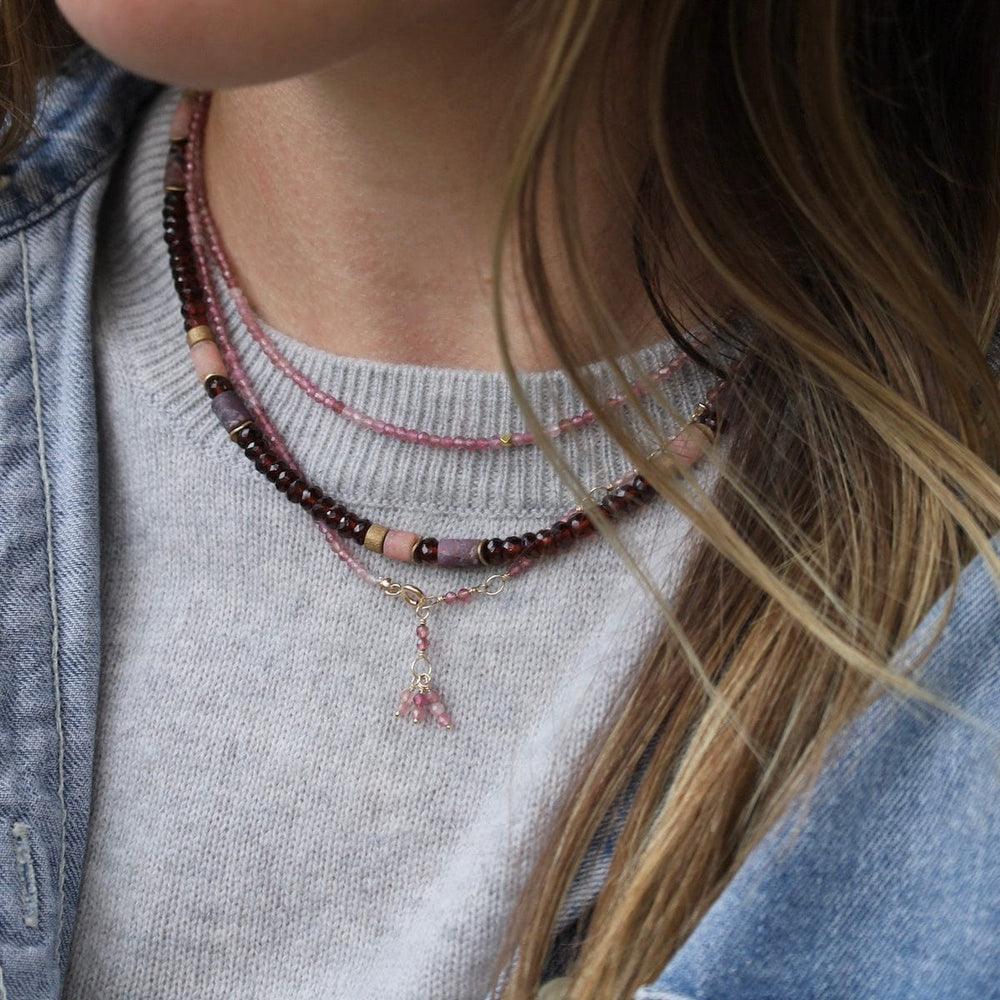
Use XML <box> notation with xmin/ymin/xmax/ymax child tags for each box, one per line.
<box><xmin>0</xmin><ymin>150</ymin><xmax>120</xmax><ymax>242</ymax></box>
<box><xmin>21</xmin><ymin>230</ymin><xmax>66</xmax><ymax>958</ymax></box>
<box><xmin>11</xmin><ymin>823</ymin><xmax>39</xmax><ymax>928</ymax></box>
<box><xmin>0</xmin><ymin>962</ymin><xmax>7</xmax><ymax>1000</ymax></box>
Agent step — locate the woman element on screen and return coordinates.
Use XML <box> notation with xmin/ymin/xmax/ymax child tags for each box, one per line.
<box><xmin>1</xmin><ymin>2</ymin><xmax>998</xmax><ymax>998</ymax></box>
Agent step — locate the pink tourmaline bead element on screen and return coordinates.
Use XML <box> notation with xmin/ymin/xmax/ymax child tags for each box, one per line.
<box><xmin>404</xmin><ymin>429</ymin><xmax>419</xmax><ymax>443</ymax></box>
<box><xmin>190</xmin><ymin>339</ymin><xmax>227</xmax><ymax>382</ymax></box>
<box><xmin>416</xmin><ymin>624</ymin><xmax>429</xmax><ymax>639</ymax></box>
<box><xmin>383</xmin><ymin>530</ymin><xmax>420</xmax><ymax>563</ymax></box>
<box><xmin>412</xmin><ymin>693</ymin><xmax>428</xmax><ymax>707</ymax></box>
<box><xmin>411</xmin><ymin>706</ymin><xmax>428</xmax><ymax>723</ymax></box>
<box><xmin>457</xmin><ymin>588</ymin><xmax>472</xmax><ymax>603</ymax></box>
<box><xmin>429</xmin><ymin>702</ymin><xmax>446</xmax><ymax>716</ymax></box>
<box><xmin>426</xmin><ymin>690</ymin><xmax>441</xmax><ymax>704</ymax></box>
<box><xmin>417</xmin><ymin>638</ymin><xmax>429</xmax><ymax>652</ymax></box>
<box><xmin>395</xmin><ymin>689</ymin><xmax>413</xmax><ymax>716</ymax></box>
<box><xmin>444</xmin><ymin>591</ymin><xmax>458</xmax><ymax>605</ymax></box>
<box><xmin>436</xmin><ymin>713</ymin><xmax>452</xmax><ymax>729</ymax></box>
<box><xmin>512</xmin><ymin>433</ymin><xmax>532</xmax><ymax>447</ymax></box>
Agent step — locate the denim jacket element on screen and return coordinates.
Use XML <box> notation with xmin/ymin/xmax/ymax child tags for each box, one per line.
<box><xmin>1</xmin><ymin>50</ymin><xmax>998</xmax><ymax>1000</ymax></box>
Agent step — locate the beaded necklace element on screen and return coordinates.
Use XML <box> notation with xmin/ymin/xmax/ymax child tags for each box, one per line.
<box><xmin>185</xmin><ymin>93</ymin><xmax>696</xmax><ymax>453</ymax></box>
<box><xmin>163</xmin><ymin>92</ymin><xmax>722</xmax><ymax>731</ymax></box>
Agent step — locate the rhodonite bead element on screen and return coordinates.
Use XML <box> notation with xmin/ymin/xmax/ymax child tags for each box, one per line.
<box><xmin>437</xmin><ymin>537</ymin><xmax>482</xmax><ymax>568</ymax></box>
<box><xmin>413</xmin><ymin>538</ymin><xmax>438</xmax><ymax>564</ymax></box>
<box><xmin>479</xmin><ymin>537</ymin><xmax>506</xmax><ymax>566</ymax></box>
<box><xmin>211</xmin><ymin>391</ymin><xmax>252</xmax><ymax>433</ymax></box>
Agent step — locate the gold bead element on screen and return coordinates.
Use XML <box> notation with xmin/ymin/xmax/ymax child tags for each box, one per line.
<box><xmin>228</xmin><ymin>420</ymin><xmax>252</xmax><ymax>442</ymax></box>
<box><xmin>499</xmin><ymin>433</ymin><xmax>513</xmax><ymax>448</ymax></box>
<box><xmin>364</xmin><ymin>523</ymin><xmax>390</xmax><ymax>554</ymax></box>
<box><xmin>186</xmin><ymin>325</ymin><xmax>215</xmax><ymax>348</ymax></box>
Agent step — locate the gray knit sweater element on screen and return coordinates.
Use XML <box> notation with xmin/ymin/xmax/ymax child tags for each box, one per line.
<box><xmin>63</xmin><ymin>89</ymin><xmax>710</xmax><ymax>1000</ymax></box>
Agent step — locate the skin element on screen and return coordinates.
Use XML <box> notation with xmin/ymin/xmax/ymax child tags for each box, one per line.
<box><xmin>55</xmin><ymin>0</ymin><xmax>662</xmax><ymax>370</ymax></box>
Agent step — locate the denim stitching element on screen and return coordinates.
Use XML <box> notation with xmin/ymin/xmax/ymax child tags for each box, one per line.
<box><xmin>22</xmin><ymin>231</ymin><xmax>66</xmax><ymax>957</ymax></box>
<box><xmin>11</xmin><ymin>823</ymin><xmax>39</xmax><ymax>928</ymax></box>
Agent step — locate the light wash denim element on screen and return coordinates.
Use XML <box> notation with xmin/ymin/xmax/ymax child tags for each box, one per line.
<box><xmin>0</xmin><ymin>49</ymin><xmax>998</xmax><ymax>1000</ymax></box>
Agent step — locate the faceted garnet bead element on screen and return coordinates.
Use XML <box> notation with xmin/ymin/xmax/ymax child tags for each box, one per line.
<box><xmin>204</xmin><ymin>375</ymin><xmax>232</xmax><ymax>398</ymax></box>
<box><xmin>265</xmin><ymin>459</ymin><xmax>289</xmax><ymax>483</ymax></box>
<box><xmin>551</xmin><ymin>521</ymin><xmax>574</xmax><ymax>549</ymax></box>
<box><xmin>243</xmin><ymin>440</ymin><xmax>265</xmax><ymax>462</ymax></box>
<box><xmin>413</xmin><ymin>538</ymin><xmax>439</xmax><ymax>564</ymax></box>
<box><xmin>479</xmin><ymin>537</ymin><xmax>506</xmax><ymax>566</ymax></box>
<box><xmin>255</xmin><ymin>452</ymin><xmax>279</xmax><ymax>475</ymax></box>
<box><xmin>501</xmin><ymin>536</ymin><xmax>525</xmax><ymax>560</ymax></box>
<box><xmin>350</xmin><ymin>518</ymin><xmax>372</xmax><ymax>545</ymax></box>
<box><xmin>285</xmin><ymin>479</ymin><xmax>307</xmax><ymax>504</ymax></box>
<box><xmin>273</xmin><ymin>468</ymin><xmax>296</xmax><ymax>493</ymax></box>
<box><xmin>534</xmin><ymin>528</ymin><xmax>555</xmax><ymax>556</ymax></box>
<box><xmin>324</xmin><ymin>505</ymin><xmax>347</xmax><ymax>530</ymax></box>
<box><xmin>335</xmin><ymin>512</ymin><xmax>359</xmax><ymax>537</ymax></box>
<box><xmin>232</xmin><ymin>424</ymin><xmax>263</xmax><ymax>449</ymax></box>
<box><xmin>567</xmin><ymin>512</ymin><xmax>593</xmax><ymax>538</ymax></box>
<box><xmin>632</xmin><ymin>474</ymin><xmax>656</xmax><ymax>501</ymax></box>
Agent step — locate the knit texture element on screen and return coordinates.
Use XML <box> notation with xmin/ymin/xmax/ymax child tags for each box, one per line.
<box><xmin>63</xmin><ymin>90</ymin><xmax>712</xmax><ymax>1000</ymax></box>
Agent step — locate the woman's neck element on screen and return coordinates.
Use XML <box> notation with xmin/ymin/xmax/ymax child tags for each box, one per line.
<box><xmin>202</xmin><ymin>8</ymin><xmax>655</xmax><ymax>371</ymax></box>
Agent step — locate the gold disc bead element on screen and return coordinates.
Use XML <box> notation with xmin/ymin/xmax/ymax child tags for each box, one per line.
<box><xmin>364</xmin><ymin>523</ymin><xmax>390</xmax><ymax>554</ymax></box>
<box><xmin>186</xmin><ymin>324</ymin><xmax>215</xmax><ymax>348</ymax></box>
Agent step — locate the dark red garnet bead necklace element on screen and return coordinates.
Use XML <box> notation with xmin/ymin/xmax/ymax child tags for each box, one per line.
<box><xmin>162</xmin><ymin>92</ymin><xmax>723</xmax><ymax>730</ymax></box>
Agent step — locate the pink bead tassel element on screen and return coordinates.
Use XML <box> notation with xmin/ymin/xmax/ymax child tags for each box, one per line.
<box><xmin>394</xmin><ymin>620</ymin><xmax>453</xmax><ymax>730</ymax></box>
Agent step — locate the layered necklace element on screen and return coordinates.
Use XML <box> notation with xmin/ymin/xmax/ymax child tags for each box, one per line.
<box><xmin>162</xmin><ymin>92</ymin><xmax>724</xmax><ymax>731</ymax></box>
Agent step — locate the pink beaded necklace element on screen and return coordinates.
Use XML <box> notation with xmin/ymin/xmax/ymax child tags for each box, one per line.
<box><xmin>186</xmin><ymin>94</ymin><xmax>696</xmax><ymax>453</ymax></box>
<box><xmin>165</xmin><ymin>92</ymin><xmax>724</xmax><ymax>732</ymax></box>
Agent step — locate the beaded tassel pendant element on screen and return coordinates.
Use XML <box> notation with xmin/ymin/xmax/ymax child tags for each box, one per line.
<box><xmin>394</xmin><ymin>619</ymin><xmax>453</xmax><ymax>729</ymax></box>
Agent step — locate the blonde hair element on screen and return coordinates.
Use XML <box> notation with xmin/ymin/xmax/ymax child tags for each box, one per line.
<box><xmin>495</xmin><ymin>1</ymin><xmax>1000</xmax><ymax>997</ymax></box>
<box><xmin>5</xmin><ymin>2</ymin><xmax>1000</xmax><ymax>998</ymax></box>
